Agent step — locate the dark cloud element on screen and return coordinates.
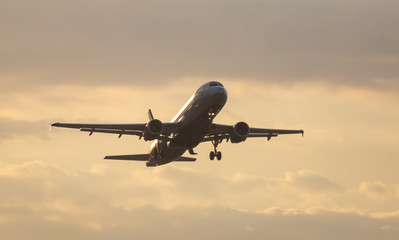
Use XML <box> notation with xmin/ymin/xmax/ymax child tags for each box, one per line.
<box><xmin>1</xmin><ymin>0</ymin><xmax>399</xmax><ymax>89</ymax></box>
<box><xmin>1</xmin><ymin>205</ymin><xmax>399</xmax><ymax>240</ymax></box>
<box><xmin>1</xmin><ymin>161</ymin><xmax>399</xmax><ymax>239</ymax></box>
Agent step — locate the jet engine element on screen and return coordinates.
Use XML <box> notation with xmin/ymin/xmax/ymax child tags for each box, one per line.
<box><xmin>230</xmin><ymin>121</ymin><xmax>249</xmax><ymax>143</ymax></box>
<box><xmin>143</xmin><ymin>119</ymin><xmax>163</xmax><ymax>141</ymax></box>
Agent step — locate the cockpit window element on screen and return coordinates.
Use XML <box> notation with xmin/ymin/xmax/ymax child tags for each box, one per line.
<box><xmin>196</xmin><ymin>81</ymin><xmax>224</xmax><ymax>94</ymax></box>
<box><xmin>209</xmin><ymin>82</ymin><xmax>223</xmax><ymax>87</ymax></box>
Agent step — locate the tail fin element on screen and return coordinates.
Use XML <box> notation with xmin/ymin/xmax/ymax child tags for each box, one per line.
<box><xmin>148</xmin><ymin>109</ymin><xmax>154</xmax><ymax>121</ymax></box>
<box><xmin>104</xmin><ymin>154</ymin><xmax>150</xmax><ymax>161</ymax></box>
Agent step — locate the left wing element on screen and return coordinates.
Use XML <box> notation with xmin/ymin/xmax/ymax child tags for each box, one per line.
<box><xmin>51</xmin><ymin>122</ymin><xmax>179</xmax><ymax>139</ymax></box>
<box><xmin>202</xmin><ymin>123</ymin><xmax>303</xmax><ymax>142</ymax></box>
<box><xmin>52</xmin><ymin>123</ymin><xmax>146</xmax><ymax>131</ymax></box>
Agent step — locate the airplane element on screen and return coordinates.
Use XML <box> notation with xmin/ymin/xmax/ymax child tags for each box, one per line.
<box><xmin>51</xmin><ymin>81</ymin><xmax>303</xmax><ymax>167</ymax></box>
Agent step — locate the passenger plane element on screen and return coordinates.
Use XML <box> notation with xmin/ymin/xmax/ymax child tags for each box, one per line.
<box><xmin>51</xmin><ymin>81</ymin><xmax>303</xmax><ymax>167</ymax></box>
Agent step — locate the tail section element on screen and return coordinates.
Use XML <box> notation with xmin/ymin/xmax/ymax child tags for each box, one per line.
<box><xmin>104</xmin><ymin>154</ymin><xmax>150</xmax><ymax>161</ymax></box>
<box><xmin>148</xmin><ymin>109</ymin><xmax>154</xmax><ymax>121</ymax></box>
<box><xmin>174</xmin><ymin>156</ymin><xmax>196</xmax><ymax>161</ymax></box>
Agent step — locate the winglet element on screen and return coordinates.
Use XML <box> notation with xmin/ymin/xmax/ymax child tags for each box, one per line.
<box><xmin>301</xmin><ymin>130</ymin><xmax>304</xmax><ymax>137</ymax></box>
<box><xmin>49</xmin><ymin>122</ymin><xmax>60</xmax><ymax>131</ymax></box>
<box><xmin>148</xmin><ymin>109</ymin><xmax>154</xmax><ymax>121</ymax></box>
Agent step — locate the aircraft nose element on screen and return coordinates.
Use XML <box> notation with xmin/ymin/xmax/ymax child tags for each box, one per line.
<box><xmin>211</xmin><ymin>86</ymin><xmax>228</xmax><ymax>104</ymax></box>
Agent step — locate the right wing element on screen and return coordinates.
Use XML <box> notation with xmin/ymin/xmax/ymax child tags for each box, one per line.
<box><xmin>202</xmin><ymin>123</ymin><xmax>303</xmax><ymax>142</ymax></box>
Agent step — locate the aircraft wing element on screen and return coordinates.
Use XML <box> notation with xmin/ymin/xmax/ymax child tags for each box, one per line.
<box><xmin>203</xmin><ymin>123</ymin><xmax>303</xmax><ymax>142</ymax></box>
<box><xmin>249</xmin><ymin>127</ymin><xmax>304</xmax><ymax>135</ymax></box>
<box><xmin>51</xmin><ymin>122</ymin><xmax>179</xmax><ymax>139</ymax></box>
<box><xmin>51</xmin><ymin>123</ymin><xmax>147</xmax><ymax>131</ymax></box>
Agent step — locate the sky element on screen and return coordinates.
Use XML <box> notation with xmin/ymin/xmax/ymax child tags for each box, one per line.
<box><xmin>1</xmin><ymin>0</ymin><xmax>399</xmax><ymax>239</ymax></box>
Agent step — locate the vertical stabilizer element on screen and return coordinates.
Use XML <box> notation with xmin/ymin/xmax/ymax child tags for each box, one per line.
<box><xmin>148</xmin><ymin>109</ymin><xmax>154</xmax><ymax>121</ymax></box>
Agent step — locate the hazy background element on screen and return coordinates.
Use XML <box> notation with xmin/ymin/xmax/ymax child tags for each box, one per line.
<box><xmin>1</xmin><ymin>0</ymin><xmax>399</xmax><ymax>239</ymax></box>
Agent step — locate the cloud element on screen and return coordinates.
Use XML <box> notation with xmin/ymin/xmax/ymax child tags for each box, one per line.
<box><xmin>1</xmin><ymin>204</ymin><xmax>399</xmax><ymax>240</ymax></box>
<box><xmin>1</xmin><ymin>0</ymin><xmax>399</xmax><ymax>90</ymax></box>
<box><xmin>359</xmin><ymin>181</ymin><xmax>389</xmax><ymax>200</ymax></box>
<box><xmin>370</xmin><ymin>210</ymin><xmax>399</xmax><ymax>219</ymax></box>
<box><xmin>284</xmin><ymin>170</ymin><xmax>343</xmax><ymax>193</ymax></box>
<box><xmin>0</xmin><ymin>160</ymin><xmax>343</xmax><ymax>212</ymax></box>
<box><xmin>1</xmin><ymin>161</ymin><xmax>399</xmax><ymax>239</ymax></box>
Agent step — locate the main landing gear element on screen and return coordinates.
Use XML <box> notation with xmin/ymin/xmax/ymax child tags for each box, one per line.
<box><xmin>210</xmin><ymin>137</ymin><xmax>222</xmax><ymax>161</ymax></box>
<box><xmin>209</xmin><ymin>151</ymin><xmax>221</xmax><ymax>160</ymax></box>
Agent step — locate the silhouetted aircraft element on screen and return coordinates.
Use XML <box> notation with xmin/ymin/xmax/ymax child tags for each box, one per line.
<box><xmin>51</xmin><ymin>81</ymin><xmax>303</xmax><ymax>167</ymax></box>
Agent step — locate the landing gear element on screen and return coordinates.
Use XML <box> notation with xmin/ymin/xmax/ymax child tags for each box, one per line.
<box><xmin>209</xmin><ymin>151</ymin><xmax>221</xmax><ymax>161</ymax></box>
<box><xmin>209</xmin><ymin>136</ymin><xmax>222</xmax><ymax>161</ymax></box>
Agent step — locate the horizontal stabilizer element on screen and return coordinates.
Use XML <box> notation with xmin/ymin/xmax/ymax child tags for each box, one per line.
<box><xmin>104</xmin><ymin>154</ymin><xmax>150</xmax><ymax>161</ymax></box>
<box><xmin>174</xmin><ymin>156</ymin><xmax>196</xmax><ymax>162</ymax></box>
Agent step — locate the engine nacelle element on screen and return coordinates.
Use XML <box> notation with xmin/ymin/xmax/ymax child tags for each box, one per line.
<box><xmin>143</xmin><ymin>119</ymin><xmax>163</xmax><ymax>141</ymax></box>
<box><xmin>230</xmin><ymin>121</ymin><xmax>249</xmax><ymax>143</ymax></box>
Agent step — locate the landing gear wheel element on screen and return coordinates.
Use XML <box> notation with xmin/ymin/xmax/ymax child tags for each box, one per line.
<box><xmin>216</xmin><ymin>151</ymin><xmax>222</xmax><ymax>160</ymax></box>
<box><xmin>210</xmin><ymin>151</ymin><xmax>215</xmax><ymax>160</ymax></box>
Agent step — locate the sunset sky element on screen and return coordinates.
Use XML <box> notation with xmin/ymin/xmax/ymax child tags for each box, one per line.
<box><xmin>1</xmin><ymin>0</ymin><xmax>399</xmax><ymax>239</ymax></box>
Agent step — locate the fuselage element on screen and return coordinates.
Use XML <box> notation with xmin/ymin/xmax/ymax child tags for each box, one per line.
<box><xmin>146</xmin><ymin>81</ymin><xmax>228</xmax><ymax>166</ymax></box>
